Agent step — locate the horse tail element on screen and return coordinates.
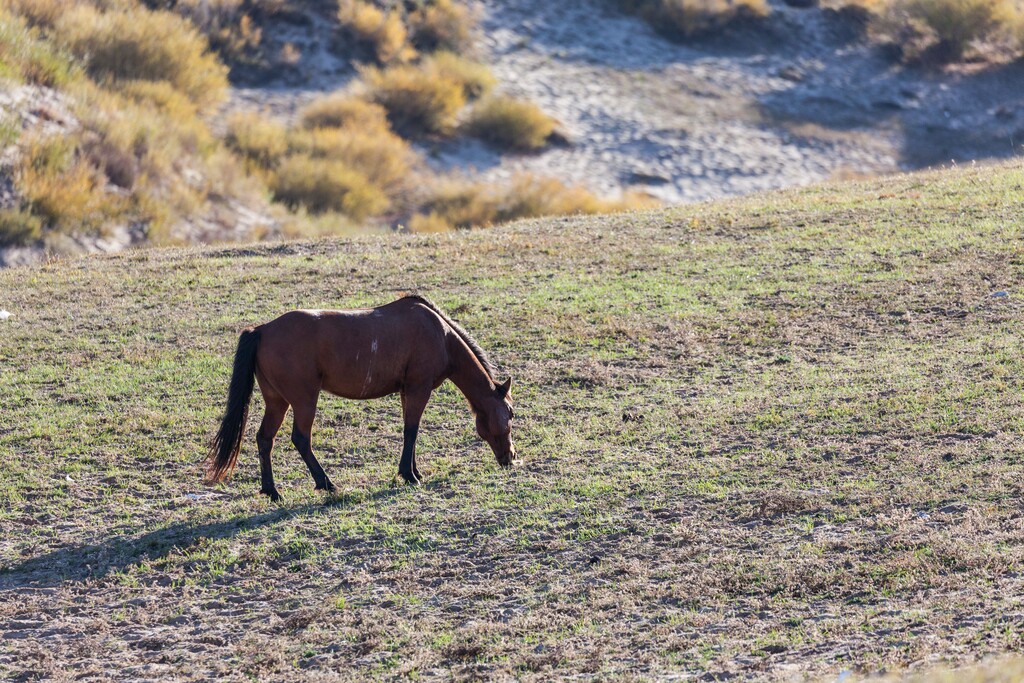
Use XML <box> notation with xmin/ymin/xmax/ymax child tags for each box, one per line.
<box><xmin>206</xmin><ymin>328</ymin><xmax>260</xmax><ymax>483</ymax></box>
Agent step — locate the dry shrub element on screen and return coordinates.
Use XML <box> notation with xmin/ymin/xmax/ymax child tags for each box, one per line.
<box><xmin>361</xmin><ymin>62</ymin><xmax>465</xmax><ymax>136</ymax></box>
<box><xmin>271</xmin><ymin>154</ymin><xmax>389</xmax><ymax>220</ymax></box>
<box><xmin>4</xmin><ymin>0</ymin><xmax>75</xmax><ymax>28</ymax></box>
<box><xmin>0</xmin><ymin>10</ymin><xmax>77</xmax><ymax>87</ymax></box>
<box><xmin>120</xmin><ymin>80</ymin><xmax>200</xmax><ymax>123</ymax></box>
<box><xmin>407</xmin><ymin>211</ymin><xmax>453</xmax><ymax>232</ymax></box>
<box><xmin>171</xmin><ymin>0</ymin><xmax>262</xmax><ymax>63</ymax></box>
<box><xmin>0</xmin><ymin>209</ymin><xmax>42</xmax><ymax>246</ymax></box>
<box><xmin>289</xmin><ymin>125</ymin><xmax>416</xmax><ymax>195</ymax></box>
<box><xmin>873</xmin><ymin>0</ymin><xmax>1021</xmax><ymax>62</ymax></box>
<box><xmin>299</xmin><ymin>94</ymin><xmax>390</xmax><ymax>131</ymax></box>
<box><xmin>16</xmin><ymin>135</ymin><xmax>118</xmax><ymax>231</ymax></box>
<box><xmin>225</xmin><ymin>111</ymin><xmax>289</xmax><ymax>169</ymax></box>
<box><xmin>56</xmin><ymin>5</ymin><xmax>228</xmax><ymax>110</ymax></box>
<box><xmin>425</xmin><ymin>51</ymin><xmax>495</xmax><ymax>99</ymax></box>
<box><xmin>337</xmin><ymin>0</ymin><xmax>413</xmax><ymax>63</ymax></box>
<box><xmin>465</xmin><ymin>95</ymin><xmax>556</xmax><ymax>151</ymax></box>
<box><xmin>409</xmin><ymin>0</ymin><xmax>478</xmax><ymax>54</ymax></box>
<box><xmin>626</xmin><ymin>0</ymin><xmax>770</xmax><ymax>37</ymax></box>
<box><xmin>417</xmin><ymin>173</ymin><xmax>658</xmax><ymax>229</ymax></box>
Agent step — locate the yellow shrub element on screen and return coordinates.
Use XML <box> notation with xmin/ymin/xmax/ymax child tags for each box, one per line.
<box><xmin>409</xmin><ymin>0</ymin><xmax>477</xmax><ymax>54</ymax></box>
<box><xmin>0</xmin><ymin>10</ymin><xmax>77</xmax><ymax>87</ymax></box>
<box><xmin>361</xmin><ymin>62</ymin><xmax>466</xmax><ymax>136</ymax></box>
<box><xmin>426</xmin><ymin>51</ymin><xmax>495</xmax><ymax>99</ymax></box>
<box><xmin>271</xmin><ymin>154</ymin><xmax>389</xmax><ymax>220</ymax></box>
<box><xmin>465</xmin><ymin>96</ymin><xmax>556</xmax><ymax>151</ymax></box>
<box><xmin>629</xmin><ymin>0</ymin><xmax>770</xmax><ymax>37</ymax></box>
<box><xmin>407</xmin><ymin>211</ymin><xmax>453</xmax><ymax>233</ymax></box>
<box><xmin>299</xmin><ymin>94</ymin><xmax>391</xmax><ymax>131</ymax></box>
<box><xmin>288</xmin><ymin>125</ymin><xmax>416</xmax><ymax>195</ymax></box>
<box><xmin>337</xmin><ymin>0</ymin><xmax>413</xmax><ymax>63</ymax></box>
<box><xmin>172</xmin><ymin>0</ymin><xmax>262</xmax><ymax>63</ymax></box>
<box><xmin>225</xmin><ymin>111</ymin><xmax>289</xmax><ymax>169</ymax></box>
<box><xmin>5</xmin><ymin>0</ymin><xmax>75</xmax><ymax>28</ymax></box>
<box><xmin>16</xmin><ymin>135</ymin><xmax>119</xmax><ymax>232</ymax></box>
<box><xmin>56</xmin><ymin>5</ymin><xmax>229</xmax><ymax>110</ymax></box>
<box><xmin>120</xmin><ymin>80</ymin><xmax>200</xmax><ymax>123</ymax></box>
<box><xmin>421</xmin><ymin>174</ymin><xmax>658</xmax><ymax>229</ymax></box>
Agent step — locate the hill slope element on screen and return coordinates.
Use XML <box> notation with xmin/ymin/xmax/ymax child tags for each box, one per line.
<box><xmin>1</xmin><ymin>162</ymin><xmax>1024</xmax><ymax>680</ymax></box>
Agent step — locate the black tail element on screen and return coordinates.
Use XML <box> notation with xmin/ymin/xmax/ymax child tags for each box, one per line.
<box><xmin>206</xmin><ymin>328</ymin><xmax>260</xmax><ymax>483</ymax></box>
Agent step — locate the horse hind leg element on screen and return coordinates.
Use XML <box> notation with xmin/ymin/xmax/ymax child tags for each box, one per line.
<box><xmin>256</xmin><ymin>394</ymin><xmax>288</xmax><ymax>502</ymax></box>
<box><xmin>291</xmin><ymin>401</ymin><xmax>336</xmax><ymax>494</ymax></box>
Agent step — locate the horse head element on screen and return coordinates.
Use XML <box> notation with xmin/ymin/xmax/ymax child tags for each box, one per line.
<box><xmin>476</xmin><ymin>377</ymin><xmax>516</xmax><ymax>467</ymax></box>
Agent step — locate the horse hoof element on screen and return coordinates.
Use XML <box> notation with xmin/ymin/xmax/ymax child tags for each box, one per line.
<box><xmin>261</xmin><ymin>488</ymin><xmax>282</xmax><ymax>502</ymax></box>
<box><xmin>399</xmin><ymin>472</ymin><xmax>420</xmax><ymax>486</ymax></box>
<box><xmin>315</xmin><ymin>481</ymin><xmax>337</xmax><ymax>494</ymax></box>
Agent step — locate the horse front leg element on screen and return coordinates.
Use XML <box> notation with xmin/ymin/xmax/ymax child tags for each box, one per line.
<box><xmin>399</xmin><ymin>388</ymin><xmax>431</xmax><ymax>485</ymax></box>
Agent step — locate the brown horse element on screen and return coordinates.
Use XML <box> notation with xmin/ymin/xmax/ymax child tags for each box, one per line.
<box><xmin>205</xmin><ymin>295</ymin><xmax>515</xmax><ymax>501</ymax></box>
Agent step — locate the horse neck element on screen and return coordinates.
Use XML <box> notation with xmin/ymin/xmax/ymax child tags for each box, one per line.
<box><xmin>446</xmin><ymin>334</ymin><xmax>494</xmax><ymax>411</ymax></box>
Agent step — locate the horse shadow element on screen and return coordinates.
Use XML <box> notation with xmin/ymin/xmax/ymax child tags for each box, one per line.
<box><xmin>0</xmin><ymin>484</ymin><xmax>414</xmax><ymax>590</ymax></box>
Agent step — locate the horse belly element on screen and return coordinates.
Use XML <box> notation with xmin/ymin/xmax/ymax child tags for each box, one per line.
<box><xmin>319</xmin><ymin>338</ymin><xmax>406</xmax><ymax>400</ymax></box>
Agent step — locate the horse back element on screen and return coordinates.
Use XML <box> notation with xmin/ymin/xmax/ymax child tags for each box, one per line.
<box><xmin>254</xmin><ymin>303</ymin><xmax>450</xmax><ymax>401</ymax></box>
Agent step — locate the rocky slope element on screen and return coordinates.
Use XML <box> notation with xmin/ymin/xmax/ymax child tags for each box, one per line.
<box><xmin>228</xmin><ymin>0</ymin><xmax>1024</xmax><ymax>204</ymax></box>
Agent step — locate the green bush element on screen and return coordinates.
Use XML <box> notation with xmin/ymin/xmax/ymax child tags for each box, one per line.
<box><xmin>361</xmin><ymin>62</ymin><xmax>466</xmax><ymax>136</ymax></box>
<box><xmin>57</xmin><ymin>5</ymin><xmax>229</xmax><ymax>110</ymax></box>
<box><xmin>465</xmin><ymin>95</ymin><xmax>556</xmax><ymax>151</ymax></box>
<box><xmin>271</xmin><ymin>155</ymin><xmax>389</xmax><ymax>220</ymax></box>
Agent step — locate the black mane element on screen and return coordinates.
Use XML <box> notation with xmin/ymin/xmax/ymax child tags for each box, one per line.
<box><xmin>404</xmin><ymin>295</ymin><xmax>498</xmax><ymax>381</ymax></box>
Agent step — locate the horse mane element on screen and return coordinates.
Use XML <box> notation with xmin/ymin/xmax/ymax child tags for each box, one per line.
<box><xmin>404</xmin><ymin>295</ymin><xmax>498</xmax><ymax>381</ymax></box>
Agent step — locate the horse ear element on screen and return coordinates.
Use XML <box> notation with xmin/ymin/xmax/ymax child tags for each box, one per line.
<box><xmin>496</xmin><ymin>377</ymin><xmax>511</xmax><ymax>398</ymax></box>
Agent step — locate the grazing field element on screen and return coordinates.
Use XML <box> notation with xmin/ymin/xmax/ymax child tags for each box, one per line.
<box><xmin>2</xmin><ymin>161</ymin><xmax>1024</xmax><ymax>681</ymax></box>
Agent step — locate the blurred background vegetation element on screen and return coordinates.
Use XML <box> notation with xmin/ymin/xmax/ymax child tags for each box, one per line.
<box><xmin>2</xmin><ymin>0</ymin><xmax>1024</xmax><ymax>253</ymax></box>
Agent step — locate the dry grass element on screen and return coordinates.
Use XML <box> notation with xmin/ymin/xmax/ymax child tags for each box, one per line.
<box><xmin>361</xmin><ymin>61</ymin><xmax>466</xmax><ymax>136</ymax></box>
<box><xmin>409</xmin><ymin>0</ymin><xmax>478</xmax><ymax>54</ymax></box>
<box><xmin>56</xmin><ymin>4</ymin><xmax>229</xmax><ymax>110</ymax></box>
<box><xmin>2</xmin><ymin>162</ymin><xmax>1024</xmax><ymax>680</ymax></box>
<box><xmin>465</xmin><ymin>95</ymin><xmax>557</xmax><ymax>151</ymax></box>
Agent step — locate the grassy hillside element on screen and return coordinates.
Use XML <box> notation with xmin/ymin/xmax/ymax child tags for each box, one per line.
<box><xmin>1</xmin><ymin>161</ymin><xmax>1024</xmax><ymax>680</ymax></box>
